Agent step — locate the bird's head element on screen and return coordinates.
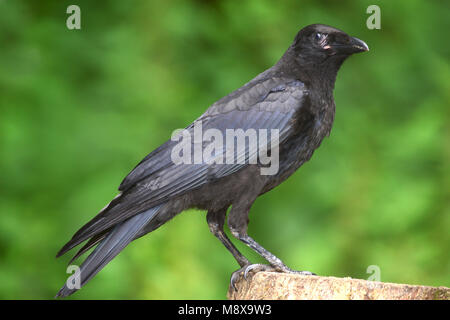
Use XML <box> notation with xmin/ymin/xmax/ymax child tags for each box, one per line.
<box><xmin>280</xmin><ymin>24</ymin><xmax>369</xmax><ymax>86</ymax></box>
<box><xmin>292</xmin><ymin>24</ymin><xmax>369</xmax><ymax>61</ymax></box>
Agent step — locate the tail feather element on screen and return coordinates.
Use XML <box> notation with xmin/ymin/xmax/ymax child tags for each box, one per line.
<box><xmin>56</xmin><ymin>192</ymin><xmax>125</xmax><ymax>258</ymax></box>
<box><xmin>55</xmin><ymin>204</ymin><xmax>163</xmax><ymax>298</ymax></box>
<box><xmin>68</xmin><ymin>231</ymin><xmax>108</xmax><ymax>265</ymax></box>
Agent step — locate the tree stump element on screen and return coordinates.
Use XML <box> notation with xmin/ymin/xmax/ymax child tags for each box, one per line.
<box><xmin>227</xmin><ymin>272</ymin><xmax>449</xmax><ymax>300</ymax></box>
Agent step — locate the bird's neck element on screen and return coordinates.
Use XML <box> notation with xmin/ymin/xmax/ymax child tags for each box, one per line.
<box><xmin>274</xmin><ymin>50</ymin><xmax>344</xmax><ymax>136</ymax></box>
<box><xmin>275</xmin><ymin>50</ymin><xmax>346</xmax><ymax>95</ymax></box>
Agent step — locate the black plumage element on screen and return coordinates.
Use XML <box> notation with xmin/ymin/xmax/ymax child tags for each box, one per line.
<box><xmin>56</xmin><ymin>24</ymin><xmax>368</xmax><ymax>297</ymax></box>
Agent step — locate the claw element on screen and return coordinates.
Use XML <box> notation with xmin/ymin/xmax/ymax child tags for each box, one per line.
<box><xmin>230</xmin><ymin>269</ymin><xmax>243</xmax><ymax>291</ymax></box>
<box><xmin>295</xmin><ymin>270</ymin><xmax>316</xmax><ymax>276</ymax></box>
<box><xmin>230</xmin><ymin>263</ymin><xmax>316</xmax><ymax>291</ymax></box>
<box><xmin>280</xmin><ymin>266</ymin><xmax>316</xmax><ymax>276</ymax></box>
<box><xmin>243</xmin><ymin>264</ymin><xmax>276</xmax><ymax>279</ymax></box>
<box><xmin>229</xmin><ymin>264</ymin><xmax>251</xmax><ymax>290</ymax></box>
<box><xmin>230</xmin><ymin>263</ymin><xmax>277</xmax><ymax>290</ymax></box>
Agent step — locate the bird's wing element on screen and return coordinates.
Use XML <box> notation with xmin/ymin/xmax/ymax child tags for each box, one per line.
<box><xmin>119</xmin><ymin>76</ymin><xmax>304</xmax><ymax>191</ymax></box>
<box><xmin>57</xmin><ymin>79</ymin><xmax>309</xmax><ymax>256</ymax></box>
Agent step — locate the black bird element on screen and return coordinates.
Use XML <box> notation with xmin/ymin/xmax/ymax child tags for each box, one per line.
<box><xmin>56</xmin><ymin>24</ymin><xmax>368</xmax><ymax>297</ymax></box>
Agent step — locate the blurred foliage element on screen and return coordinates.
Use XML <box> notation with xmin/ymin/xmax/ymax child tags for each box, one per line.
<box><xmin>0</xmin><ymin>0</ymin><xmax>448</xmax><ymax>299</ymax></box>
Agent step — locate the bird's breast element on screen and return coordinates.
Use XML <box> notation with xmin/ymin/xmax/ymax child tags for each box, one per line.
<box><xmin>264</xmin><ymin>99</ymin><xmax>335</xmax><ymax>188</ymax></box>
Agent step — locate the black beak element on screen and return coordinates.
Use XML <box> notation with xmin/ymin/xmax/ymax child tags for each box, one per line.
<box><xmin>331</xmin><ymin>36</ymin><xmax>369</xmax><ymax>54</ymax></box>
<box><xmin>349</xmin><ymin>37</ymin><xmax>369</xmax><ymax>53</ymax></box>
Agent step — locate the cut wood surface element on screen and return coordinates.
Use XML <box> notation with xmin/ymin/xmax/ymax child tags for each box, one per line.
<box><xmin>227</xmin><ymin>271</ymin><xmax>449</xmax><ymax>300</ymax></box>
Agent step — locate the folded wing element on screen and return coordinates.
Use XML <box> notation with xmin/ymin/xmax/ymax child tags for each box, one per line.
<box><xmin>57</xmin><ymin>79</ymin><xmax>308</xmax><ymax>257</ymax></box>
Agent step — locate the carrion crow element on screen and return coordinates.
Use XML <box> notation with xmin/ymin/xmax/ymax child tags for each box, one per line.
<box><xmin>56</xmin><ymin>24</ymin><xmax>369</xmax><ymax>297</ymax></box>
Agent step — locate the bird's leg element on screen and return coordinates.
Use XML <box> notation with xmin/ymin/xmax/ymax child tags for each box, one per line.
<box><xmin>227</xmin><ymin>203</ymin><xmax>315</xmax><ymax>289</ymax></box>
<box><xmin>206</xmin><ymin>208</ymin><xmax>250</xmax><ymax>268</ymax></box>
<box><xmin>234</xmin><ymin>233</ymin><xmax>314</xmax><ymax>275</ymax></box>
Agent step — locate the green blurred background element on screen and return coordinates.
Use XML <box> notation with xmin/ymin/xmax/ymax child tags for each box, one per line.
<box><xmin>0</xmin><ymin>0</ymin><xmax>448</xmax><ymax>299</ymax></box>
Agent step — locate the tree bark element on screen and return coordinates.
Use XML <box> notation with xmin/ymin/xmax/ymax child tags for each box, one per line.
<box><xmin>227</xmin><ymin>272</ymin><xmax>449</xmax><ymax>300</ymax></box>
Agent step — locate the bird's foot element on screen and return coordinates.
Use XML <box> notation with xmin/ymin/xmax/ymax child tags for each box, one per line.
<box><xmin>275</xmin><ymin>264</ymin><xmax>316</xmax><ymax>276</ymax></box>
<box><xmin>230</xmin><ymin>263</ymin><xmax>316</xmax><ymax>291</ymax></box>
<box><xmin>230</xmin><ymin>263</ymin><xmax>277</xmax><ymax>291</ymax></box>
<box><xmin>283</xmin><ymin>268</ymin><xmax>316</xmax><ymax>276</ymax></box>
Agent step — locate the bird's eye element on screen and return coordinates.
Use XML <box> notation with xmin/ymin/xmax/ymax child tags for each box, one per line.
<box><xmin>315</xmin><ymin>33</ymin><xmax>323</xmax><ymax>41</ymax></box>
